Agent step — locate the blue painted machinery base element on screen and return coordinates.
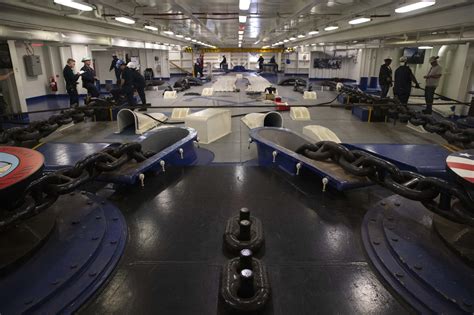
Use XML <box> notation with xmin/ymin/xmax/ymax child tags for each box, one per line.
<box><xmin>361</xmin><ymin>195</ymin><xmax>474</xmax><ymax>314</ymax></box>
<box><xmin>0</xmin><ymin>192</ymin><xmax>127</xmax><ymax>314</ymax></box>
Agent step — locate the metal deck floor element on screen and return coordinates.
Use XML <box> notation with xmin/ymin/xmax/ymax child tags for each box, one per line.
<box><xmin>79</xmin><ymin>165</ymin><xmax>412</xmax><ymax>314</ymax></box>
<box><xmin>40</xmin><ymin>74</ymin><xmax>448</xmax><ymax>163</ymax></box>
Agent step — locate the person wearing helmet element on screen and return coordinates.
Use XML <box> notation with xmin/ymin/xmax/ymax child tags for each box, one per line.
<box><xmin>121</xmin><ymin>62</ymin><xmax>136</xmax><ymax>106</ymax></box>
<box><xmin>80</xmin><ymin>56</ymin><xmax>99</xmax><ymax>98</ymax></box>
<box><xmin>130</xmin><ymin>64</ymin><xmax>147</xmax><ymax>110</ymax></box>
<box><xmin>393</xmin><ymin>56</ymin><xmax>420</xmax><ymax>105</ymax></box>
<box><xmin>109</xmin><ymin>54</ymin><xmax>121</xmax><ymax>85</ymax></box>
<box><xmin>378</xmin><ymin>57</ymin><xmax>393</xmax><ymax>98</ymax></box>
<box><xmin>423</xmin><ymin>56</ymin><xmax>442</xmax><ymax>114</ymax></box>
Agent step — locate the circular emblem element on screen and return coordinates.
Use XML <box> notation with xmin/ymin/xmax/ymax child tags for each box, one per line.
<box><xmin>0</xmin><ymin>146</ymin><xmax>44</xmax><ymax>191</ymax></box>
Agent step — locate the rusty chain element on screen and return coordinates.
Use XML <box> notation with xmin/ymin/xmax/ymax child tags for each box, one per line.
<box><xmin>296</xmin><ymin>141</ymin><xmax>474</xmax><ymax>227</ymax></box>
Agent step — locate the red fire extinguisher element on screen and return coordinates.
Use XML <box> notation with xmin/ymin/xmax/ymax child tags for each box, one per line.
<box><xmin>49</xmin><ymin>76</ymin><xmax>58</xmax><ymax>92</ymax></box>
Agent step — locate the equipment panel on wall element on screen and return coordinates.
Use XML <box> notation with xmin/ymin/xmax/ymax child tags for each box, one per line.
<box><xmin>24</xmin><ymin>55</ymin><xmax>42</xmax><ymax>76</ymax></box>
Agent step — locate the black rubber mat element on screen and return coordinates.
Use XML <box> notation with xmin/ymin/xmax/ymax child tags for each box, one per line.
<box><xmin>80</xmin><ymin>165</ymin><xmax>412</xmax><ymax>314</ymax></box>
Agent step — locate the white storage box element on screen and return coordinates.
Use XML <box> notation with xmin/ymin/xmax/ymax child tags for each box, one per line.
<box><xmin>185</xmin><ymin>109</ymin><xmax>231</xmax><ymax>144</ymax></box>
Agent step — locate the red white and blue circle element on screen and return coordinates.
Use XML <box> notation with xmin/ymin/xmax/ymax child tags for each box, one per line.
<box><xmin>446</xmin><ymin>151</ymin><xmax>474</xmax><ymax>183</ymax></box>
<box><xmin>0</xmin><ymin>146</ymin><xmax>44</xmax><ymax>190</ymax></box>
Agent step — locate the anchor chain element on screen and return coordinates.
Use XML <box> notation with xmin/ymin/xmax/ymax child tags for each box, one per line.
<box><xmin>0</xmin><ymin>106</ymin><xmax>95</xmax><ymax>147</ymax></box>
<box><xmin>326</xmin><ymin>81</ymin><xmax>474</xmax><ymax>149</ymax></box>
<box><xmin>0</xmin><ymin>142</ymin><xmax>154</xmax><ymax>230</ymax></box>
<box><xmin>296</xmin><ymin>141</ymin><xmax>474</xmax><ymax>226</ymax></box>
<box><xmin>388</xmin><ymin>106</ymin><xmax>474</xmax><ymax>149</ymax></box>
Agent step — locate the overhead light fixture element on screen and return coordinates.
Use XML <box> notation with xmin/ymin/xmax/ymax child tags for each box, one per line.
<box><xmin>239</xmin><ymin>43</ymin><xmax>242</xmax><ymax>47</ymax></box>
<box><xmin>418</xmin><ymin>45</ymin><xmax>433</xmax><ymax>49</ymax></box>
<box><xmin>53</xmin><ymin>0</ymin><xmax>93</xmax><ymax>11</ymax></box>
<box><xmin>262</xmin><ymin>45</ymin><xmax>270</xmax><ymax>48</ymax></box>
<box><xmin>191</xmin><ymin>39</ymin><xmax>197</xmax><ymax>42</ymax></box>
<box><xmin>324</xmin><ymin>25</ymin><xmax>339</xmax><ymax>31</ymax></box>
<box><xmin>163</xmin><ymin>30</ymin><xmax>174</xmax><ymax>35</ymax></box>
<box><xmin>305</xmin><ymin>44</ymin><xmax>309</xmax><ymax>46</ymax></box>
<box><xmin>239</xmin><ymin>0</ymin><xmax>251</xmax><ymax>11</ymax></box>
<box><xmin>319</xmin><ymin>42</ymin><xmax>325</xmax><ymax>45</ymax></box>
<box><xmin>238</xmin><ymin>30</ymin><xmax>244</xmax><ymax>35</ymax></box>
<box><xmin>308</xmin><ymin>30</ymin><xmax>319</xmax><ymax>35</ymax></box>
<box><xmin>185</xmin><ymin>37</ymin><xmax>191</xmax><ymax>40</ymax></box>
<box><xmin>395</xmin><ymin>1</ymin><xmax>435</xmax><ymax>13</ymax></box>
<box><xmin>283</xmin><ymin>39</ymin><xmax>289</xmax><ymax>43</ymax></box>
<box><xmin>297</xmin><ymin>34</ymin><xmax>305</xmax><ymax>38</ymax></box>
<box><xmin>175</xmin><ymin>34</ymin><xmax>184</xmax><ymax>38</ymax></box>
<box><xmin>289</xmin><ymin>37</ymin><xmax>296</xmax><ymax>41</ymax></box>
<box><xmin>239</xmin><ymin>36</ymin><xmax>244</xmax><ymax>40</ymax></box>
<box><xmin>311</xmin><ymin>43</ymin><xmax>317</xmax><ymax>46</ymax></box>
<box><xmin>115</xmin><ymin>16</ymin><xmax>136</xmax><ymax>24</ymax></box>
<box><xmin>144</xmin><ymin>25</ymin><xmax>158</xmax><ymax>31</ymax></box>
<box><xmin>348</xmin><ymin>17</ymin><xmax>371</xmax><ymax>25</ymax></box>
<box><xmin>239</xmin><ymin>15</ymin><xmax>247</xmax><ymax>23</ymax></box>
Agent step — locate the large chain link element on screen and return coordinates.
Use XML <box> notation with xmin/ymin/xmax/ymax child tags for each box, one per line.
<box><xmin>0</xmin><ymin>106</ymin><xmax>95</xmax><ymax>147</ymax></box>
<box><xmin>296</xmin><ymin>141</ymin><xmax>474</xmax><ymax>226</ymax></box>
<box><xmin>326</xmin><ymin>81</ymin><xmax>474</xmax><ymax>149</ymax></box>
<box><xmin>0</xmin><ymin>142</ymin><xmax>154</xmax><ymax>230</ymax></box>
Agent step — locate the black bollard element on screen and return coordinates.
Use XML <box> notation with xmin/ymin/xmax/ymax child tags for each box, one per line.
<box><xmin>239</xmin><ymin>207</ymin><xmax>250</xmax><ymax>221</ymax></box>
<box><xmin>237</xmin><ymin>269</ymin><xmax>255</xmax><ymax>299</ymax></box>
<box><xmin>239</xmin><ymin>249</ymin><xmax>253</xmax><ymax>271</ymax></box>
<box><xmin>239</xmin><ymin>220</ymin><xmax>251</xmax><ymax>241</ymax></box>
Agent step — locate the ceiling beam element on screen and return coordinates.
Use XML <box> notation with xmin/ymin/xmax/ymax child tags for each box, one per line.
<box><xmin>295</xmin><ymin>3</ymin><xmax>474</xmax><ymax>45</ymax></box>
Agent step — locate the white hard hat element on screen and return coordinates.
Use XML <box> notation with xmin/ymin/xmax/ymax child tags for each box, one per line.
<box><xmin>81</xmin><ymin>56</ymin><xmax>91</xmax><ymax>62</ymax></box>
<box><xmin>400</xmin><ymin>56</ymin><xmax>408</xmax><ymax>62</ymax></box>
<box><xmin>127</xmin><ymin>62</ymin><xmax>137</xmax><ymax>69</ymax></box>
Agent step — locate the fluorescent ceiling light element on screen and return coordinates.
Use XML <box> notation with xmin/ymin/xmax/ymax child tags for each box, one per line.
<box><xmin>308</xmin><ymin>30</ymin><xmax>319</xmax><ymax>35</ymax></box>
<box><xmin>324</xmin><ymin>25</ymin><xmax>339</xmax><ymax>31</ymax></box>
<box><xmin>305</xmin><ymin>44</ymin><xmax>309</xmax><ymax>46</ymax></box>
<box><xmin>54</xmin><ymin>0</ymin><xmax>93</xmax><ymax>11</ymax></box>
<box><xmin>239</xmin><ymin>0</ymin><xmax>251</xmax><ymax>11</ymax></box>
<box><xmin>262</xmin><ymin>45</ymin><xmax>269</xmax><ymax>48</ymax></box>
<box><xmin>175</xmin><ymin>34</ymin><xmax>184</xmax><ymax>38</ymax></box>
<box><xmin>115</xmin><ymin>16</ymin><xmax>135</xmax><ymax>24</ymax></box>
<box><xmin>297</xmin><ymin>34</ymin><xmax>305</xmax><ymax>38</ymax></box>
<box><xmin>144</xmin><ymin>25</ymin><xmax>158</xmax><ymax>31</ymax></box>
<box><xmin>289</xmin><ymin>37</ymin><xmax>296</xmax><ymax>41</ymax></box>
<box><xmin>238</xmin><ymin>30</ymin><xmax>244</xmax><ymax>35</ymax></box>
<box><xmin>418</xmin><ymin>45</ymin><xmax>433</xmax><ymax>49</ymax></box>
<box><xmin>283</xmin><ymin>39</ymin><xmax>289</xmax><ymax>43</ymax></box>
<box><xmin>239</xmin><ymin>15</ymin><xmax>247</xmax><ymax>23</ymax></box>
<box><xmin>395</xmin><ymin>1</ymin><xmax>435</xmax><ymax>13</ymax></box>
<box><xmin>185</xmin><ymin>37</ymin><xmax>191</xmax><ymax>40</ymax></box>
<box><xmin>348</xmin><ymin>17</ymin><xmax>371</xmax><ymax>25</ymax></box>
<box><xmin>191</xmin><ymin>39</ymin><xmax>197</xmax><ymax>42</ymax></box>
<box><xmin>311</xmin><ymin>43</ymin><xmax>317</xmax><ymax>46</ymax></box>
<box><xmin>239</xmin><ymin>44</ymin><xmax>242</xmax><ymax>47</ymax></box>
<box><xmin>163</xmin><ymin>30</ymin><xmax>174</xmax><ymax>35</ymax></box>
<box><xmin>319</xmin><ymin>42</ymin><xmax>325</xmax><ymax>45</ymax></box>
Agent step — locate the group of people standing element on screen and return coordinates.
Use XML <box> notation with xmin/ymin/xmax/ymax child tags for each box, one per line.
<box><xmin>62</xmin><ymin>54</ymin><xmax>147</xmax><ymax>109</ymax></box>
<box><xmin>378</xmin><ymin>55</ymin><xmax>442</xmax><ymax>114</ymax></box>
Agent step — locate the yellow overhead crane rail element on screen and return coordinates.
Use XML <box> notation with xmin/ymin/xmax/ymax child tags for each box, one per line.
<box><xmin>198</xmin><ymin>48</ymin><xmax>284</xmax><ymax>53</ymax></box>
